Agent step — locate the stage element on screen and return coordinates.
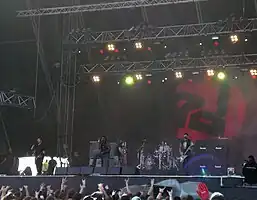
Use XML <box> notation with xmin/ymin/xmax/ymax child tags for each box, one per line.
<box><xmin>0</xmin><ymin>175</ymin><xmax>256</xmax><ymax>199</ymax></box>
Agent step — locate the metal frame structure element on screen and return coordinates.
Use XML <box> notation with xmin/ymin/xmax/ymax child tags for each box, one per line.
<box><xmin>0</xmin><ymin>91</ymin><xmax>35</xmax><ymax>109</ymax></box>
<box><xmin>82</xmin><ymin>54</ymin><xmax>257</xmax><ymax>73</ymax></box>
<box><xmin>66</xmin><ymin>18</ymin><xmax>257</xmax><ymax>44</ymax></box>
<box><xmin>17</xmin><ymin>0</ymin><xmax>206</xmax><ymax>17</ymax></box>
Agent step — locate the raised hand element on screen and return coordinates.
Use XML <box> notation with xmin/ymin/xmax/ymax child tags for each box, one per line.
<box><xmin>167</xmin><ymin>189</ymin><xmax>173</xmax><ymax>197</ymax></box>
<box><xmin>150</xmin><ymin>179</ymin><xmax>155</xmax><ymax>186</ymax></box>
<box><xmin>39</xmin><ymin>183</ymin><xmax>45</xmax><ymax>191</ymax></box>
<box><xmin>159</xmin><ymin>187</ymin><xmax>166</xmax><ymax>193</ymax></box>
<box><xmin>61</xmin><ymin>177</ymin><xmax>67</xmax><ymax>185</ymax></box>
<box><xmin>197</xmin><ymin>182</ymin><xmax>210</xmax><ymax>200</ymax></box>
<box><xmin>125</xmin><ymin>178</ymin><xmax>129</xmax><ymax>184</ymax></box>
<box><xmin>98</xmin><ymin>183</ymin><xmax>104</xmax><ymax>192</ymax></box>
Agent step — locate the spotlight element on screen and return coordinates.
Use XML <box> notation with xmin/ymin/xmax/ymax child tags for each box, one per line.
<box><xmin>207</xmin><ymin>69</ymin><xmax>215</xmax><ymax>77</ymax></box>
<box><xmin>125</xmin><ymin>76</ymin><xmax>134</xmax><ymax>85</ymax></box>
<box><xmin>92</xmin><ymin>75</ymin><xmax>100</xmax><ymax>83</ymax></box>
<box><xmin>135</xmin><ymin>74</ymin><xmax>143</xmax><ymax>80</ymax></box>
<box><xmin>217</xmin><ymin>72</ymin><xmax>226</xmax><ymax>80</ymax></box>
<box><xmin>250</xmin><ymin>69</ymin><xmax>257</xmax><ymax>76</ymax></box>
<box><xmin>175</xmin><ymin>71</ymin><xmax>183</xmax><ymax>79</ymax></box>
<box><xmin>230</xmin><ymin>34</ymin><xmax>239</xmax><ymax>44</ymax></box>
<box><xmin>135</xmin><ymin>42</ymin><xmax>143</xmax><ymax>49</ymax></box>
<box><xmin>107</xmin><ymin>44</ymin><xmax>115</xmax><ymax>51</ymax></box>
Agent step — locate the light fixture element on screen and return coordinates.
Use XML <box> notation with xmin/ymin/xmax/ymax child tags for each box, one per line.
<box><xmin>250</xmin><ymin>69</ymin><xmax>257</xmax><ymax>76</ymax></box>
<box><xmin>125</xmin><ymin>76</ymin><xmax>134</xmax><ymax>85</ymax></box>
<box><xmin>230</xmin><ymin>34</ymin><xmax>239</xmax><ymax>44</ymax></box>
<box><xmin>217</xmin><ymin>72</ymin><xmax>226</xmax><ymax>80</ymax></box>
<box><xmin>207</xmin><ymin>69</ymin><xmax>215</xmax><ymax>77</ymax></box>
<box><xmin>135</xmin><ymin>42</ymin><xmax>143</xmax><ymax>49</ymax></box>
<box><xmin>92</xmin><ymin>75</ymin><xmax>100</xmax><ymax>83</ymax></box>
<box><xmin>107</xmin><ymin>44</ymin><xmax>115</xmax><ymax>51</ymax></box>
<box><xmin>175</xmin><ymin>71</ymin><xmax>183</xmax><ymax>79</ymax></box>
<box><xmin>135</xmin><ymin>74</ymin><xmax>143</xmax><ymax>80</ymax></box>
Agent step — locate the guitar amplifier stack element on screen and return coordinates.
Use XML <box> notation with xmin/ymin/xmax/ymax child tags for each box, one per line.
<box><xmin>192</xmin><ymin>139</ymin><xmax>229</xmax><ymax>175</ymax></box>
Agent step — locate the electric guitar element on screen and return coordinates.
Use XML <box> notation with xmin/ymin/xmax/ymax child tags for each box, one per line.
<box><xmin>178</xmin><ymin>144</ymin><xmax>194</xmax><ymax>163</ymax></box>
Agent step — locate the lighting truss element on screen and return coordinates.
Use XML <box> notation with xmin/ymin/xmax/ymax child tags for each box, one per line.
<box><xmin>17</xmin><ymin>0</ymin><xmax>206</xmax><ymax>17</ymax></box>
<box><xmin>0</xmin><ymin>91</ymin><xmax>35</xmax><ymax>109</ymax></box>
<box><xmin>81</xmin><ymin>54</ymin><xmax>257</xmax><ymax>73</ymax></box>
<box><xmin>66</xmin><ymin>18</ymin><xmax>257</xmax><ymax>44</ymax></box>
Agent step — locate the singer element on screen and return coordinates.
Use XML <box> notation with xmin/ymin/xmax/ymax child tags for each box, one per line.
<box><xmin>31</xmin><ymin>138</ymin><xmax>45</xmax><ymax>175</ymax></box>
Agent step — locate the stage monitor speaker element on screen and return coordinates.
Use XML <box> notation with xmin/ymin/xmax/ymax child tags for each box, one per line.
<box><xmin>121</xmin><ymin>167</ymin><xmax>136</xmax><ymax>175</ymax></box>
<box><xmin>94</xmin><ymin>167</ymin><xmax>107</xmax><ymax>174</ymax></box>
<box><xmin>68</xmin><ymin>167</ymin><xmax>81</xmax><ymax>175</ymax></box>
<box><xmin>55</xmin><ymin>167</ymin><xmax>67</xmax><ymax>175</ymax></box>
<box><xmin>81</xmin><ymin>166</ymin><xmax>93</xmax><ymax>175</ymax></box>
<box><xmin>107</xmin><ymin>167</ymin><xmax>121</xmax><ymax>175</ymax></box>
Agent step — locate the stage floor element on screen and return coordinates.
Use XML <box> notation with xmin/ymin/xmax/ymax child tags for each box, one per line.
<box><xmin>0</xmin><ymin>175</ymin><xmax>256</xmax><ymax>200</ymax></box>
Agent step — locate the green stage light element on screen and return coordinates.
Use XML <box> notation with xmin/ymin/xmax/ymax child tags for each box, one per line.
<box><xmin>217</xmin><ymin>72</ymin><xmax>226</xmax><ymax>80</ymax></box>
<box><xmin>125</xmin><ymin>76</ymin><xmax>134</xmax><ymax>85</ymax></box>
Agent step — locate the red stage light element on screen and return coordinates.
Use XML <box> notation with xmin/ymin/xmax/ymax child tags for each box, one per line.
<box><xmin>213</xmin><ymin>41</ymin><xmax>219</xmax><ymax>47</ymax></box>
<box><xmin>252</xmin><ymin>75</ymin><xmax>256</xmax><ymax>79</ymax></box>
<box><xmin>147</xmin><ymin>80</ymin><xmax>152</xmax><ymax>84</ymax></box>
<box><xmin>147</xmin><ymin>47</ymin><xmax>152</xmax><ymax>51</ymax></box>
<box><xmin>114</xmin><ymin>49</ymin><xmax>119</xmax><ymax>53</ymax></box>
<box><xmin>100</xmin><ymin>49</ymin><xmax>104</xmax><ymax>54</ymax></box>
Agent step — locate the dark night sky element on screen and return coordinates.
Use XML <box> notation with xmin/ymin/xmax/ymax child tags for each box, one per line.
<box><xmin>0</xmin><ymin>0</ymin><xmax>257</xmax><ymax>162</ymax></box>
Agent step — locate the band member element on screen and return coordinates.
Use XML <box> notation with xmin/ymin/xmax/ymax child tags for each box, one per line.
<box><xmin>91</xmin><ymin>136</ymin><xmax>110</xmax><ymax>168</ymax></box>
<box><xmin>242</xmin><ymin>155</ymin><xmax>257</xmax><ymax>184</ymax></box>
<box><xmin>179</xmin><ymin>133</ymin><xmax>194</xmax><ymax>168</ymax></box>
<box><xmin>31</xmin><ymin>138</ymin><xmax>45</xmax><ymax>175</ymax></box>
<box><xmin>117</xmin><ymin>140</ymin><xmax>127</xmax><ymax>166</ymax></box>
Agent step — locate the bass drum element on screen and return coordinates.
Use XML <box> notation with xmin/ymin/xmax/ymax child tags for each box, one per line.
<box><xmin>144</xmin><ymin>155</ymin><xmax>154</xmax><ymax>170</ymax></box>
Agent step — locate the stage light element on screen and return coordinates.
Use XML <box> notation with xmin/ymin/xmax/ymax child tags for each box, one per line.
<box><xmin>217</xmin><ymin>72</ymin><xmax>226</xmax><ymax>80</ymax></box>
<box><xmin>125</xmin><ymin>76</ymin><xmax>134</xmax><ymax>85</ymax></box>
<box><xmin>164</xmin><ymin>45</ymin><xmax>167</xmax><ymax>48</ymax></box>
<box><xmin>245</xmin><ymin>38</ymin><xmax>248</xmax><ymax>42</ymax></box>
<box><xmin>135</xmin><ymin>42</ymin><xmax>143</xmax><ymax>49</ymax></box>
<box><xmin>230</xmin><ymin>34</ymin><xmax>239</xmax><ymax>44</ymax></box>
<box><xmin>250</xmin><ymin>69</ymin><xmax>257</xmax><ymax>76</ymax></box>
<box><xmin>207</xmin><ymin>69</ymin><xmax>215</xmax><ymax>76</ymax></box>
<box><xmin>107</xmin><ymin>44</ymin><xmax>115</xmax><ymax>51</ymax></box>
<box><xmin>135</xmin><ymin>74</ymin><xmax>143</xmax><ymax>80</ymax></box>
<box><xmin>199</xmin><ymin>42</ymin><xmax>202</xmax><ymax>46</ymax></box>
<box><xmin>92</xmin><ymin>75</ymin><xmax>100</xmax><ymax>83</ymax></box>
<box><xmin>175</xmin><ymin>71</ymin><xmax>183</xmax><ymax>79</ymax></box>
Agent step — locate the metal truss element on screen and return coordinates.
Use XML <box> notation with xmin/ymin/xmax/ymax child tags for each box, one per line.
<box><xmin>17</xmin><ymin>0</ymin><xmax>206</xmax><ymax>17</ymax></box>
<box><xmin>0</xmin><ymin>91</ymin><xmax>35</xmax><ymax>109</ymax></box>
<box><xmin>82</xmin><ymin>54</ymin><xmax>257</xmax><ymax>73</ymax></box>
<box><xmin>66</xmin><ymin>18</ymin><xmax>257</xmax><ymax>44</ymax></box>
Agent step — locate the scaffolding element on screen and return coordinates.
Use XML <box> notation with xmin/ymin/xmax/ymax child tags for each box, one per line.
<box><xmin>66</xmin><ymin>18</ymin><xmax>257</xmax><ymax>44</ymax></box>
<box><xmin>17</xmin><ymin>0</ymin><xmax>206</xmax><ymax>17</ymax></box>
<box><xmin>82</xmin><ymin>54</ymin><xmax>257</xmax><ymax>73</ymax></box>
<box><xmin>0</xmin><ymin>91</ymin><xmax>35</xmax><ymax>109</ymax></box>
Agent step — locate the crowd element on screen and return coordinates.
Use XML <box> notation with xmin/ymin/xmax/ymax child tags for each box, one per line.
<box><xmin>0</xmin><ymin>177</ymin><xmax>225</xmax><ymax>200</ymax></box>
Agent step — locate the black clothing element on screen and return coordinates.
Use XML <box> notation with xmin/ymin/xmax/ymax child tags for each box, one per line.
<box><xmin>180</xmin><ymin>139</ymin><xmax>192</xmax><ymax>154</ymax></box>
<box><xmin>47</xmin><ymin>159</ymin><xmax>57</xmax><ymax>175</ymax></box>
<box><xmin>32</xmin><ymin>143</ymin><xmax>45</xmax><ymax>175</ymax></box>
<box><xmin>33</xmin><ymin>143</ymin><xmax>45</xmax><ymax>158</ymax></box>
<box><xmin>243</xmin><ymin>161</ymin><xmax>257</xmax><ymax>184</ymax></box>
<box><xmin>99</xmin><ymin>142</ymin><xmax>110</xmax><ymax>155</ymax></box>
<box><xmin>91</xmin><ymin>141</ymin><xmax>110</xmax><ymax>168</ymax></box>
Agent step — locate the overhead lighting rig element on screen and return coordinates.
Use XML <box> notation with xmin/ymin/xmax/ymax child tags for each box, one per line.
<box><xmin>82</xmin><ymin>54</ymin><xmax>257</xmax><ymax>73</ymax></box>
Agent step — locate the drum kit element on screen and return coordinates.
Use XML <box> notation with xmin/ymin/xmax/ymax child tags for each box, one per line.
<box><xmin>138</xmin><ymin>141</ymin><xmax>179</xmax><ymax>171</ymax></box>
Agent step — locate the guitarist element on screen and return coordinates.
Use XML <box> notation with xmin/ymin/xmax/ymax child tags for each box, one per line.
<box><xmin>31</xmin><ymin>138</ymin><xmax>45</xmax><ymax>175</ymax></box>
<box><xmin>179</xmin><ymin>133</ymin><xmax>194</xmax><ymax>168</ymax></box>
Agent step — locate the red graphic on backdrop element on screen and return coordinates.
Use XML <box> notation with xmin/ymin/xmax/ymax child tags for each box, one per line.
<box><xmin>176</xmin><ymin>80</ymin><xmax>246</xmax><ymax>141</ymax></box>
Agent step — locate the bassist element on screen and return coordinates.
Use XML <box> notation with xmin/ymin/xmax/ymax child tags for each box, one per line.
<box><xmin>179</xmin><ymin>133</ymin><xmax>194</xmax><ymax>168</ymax></box>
